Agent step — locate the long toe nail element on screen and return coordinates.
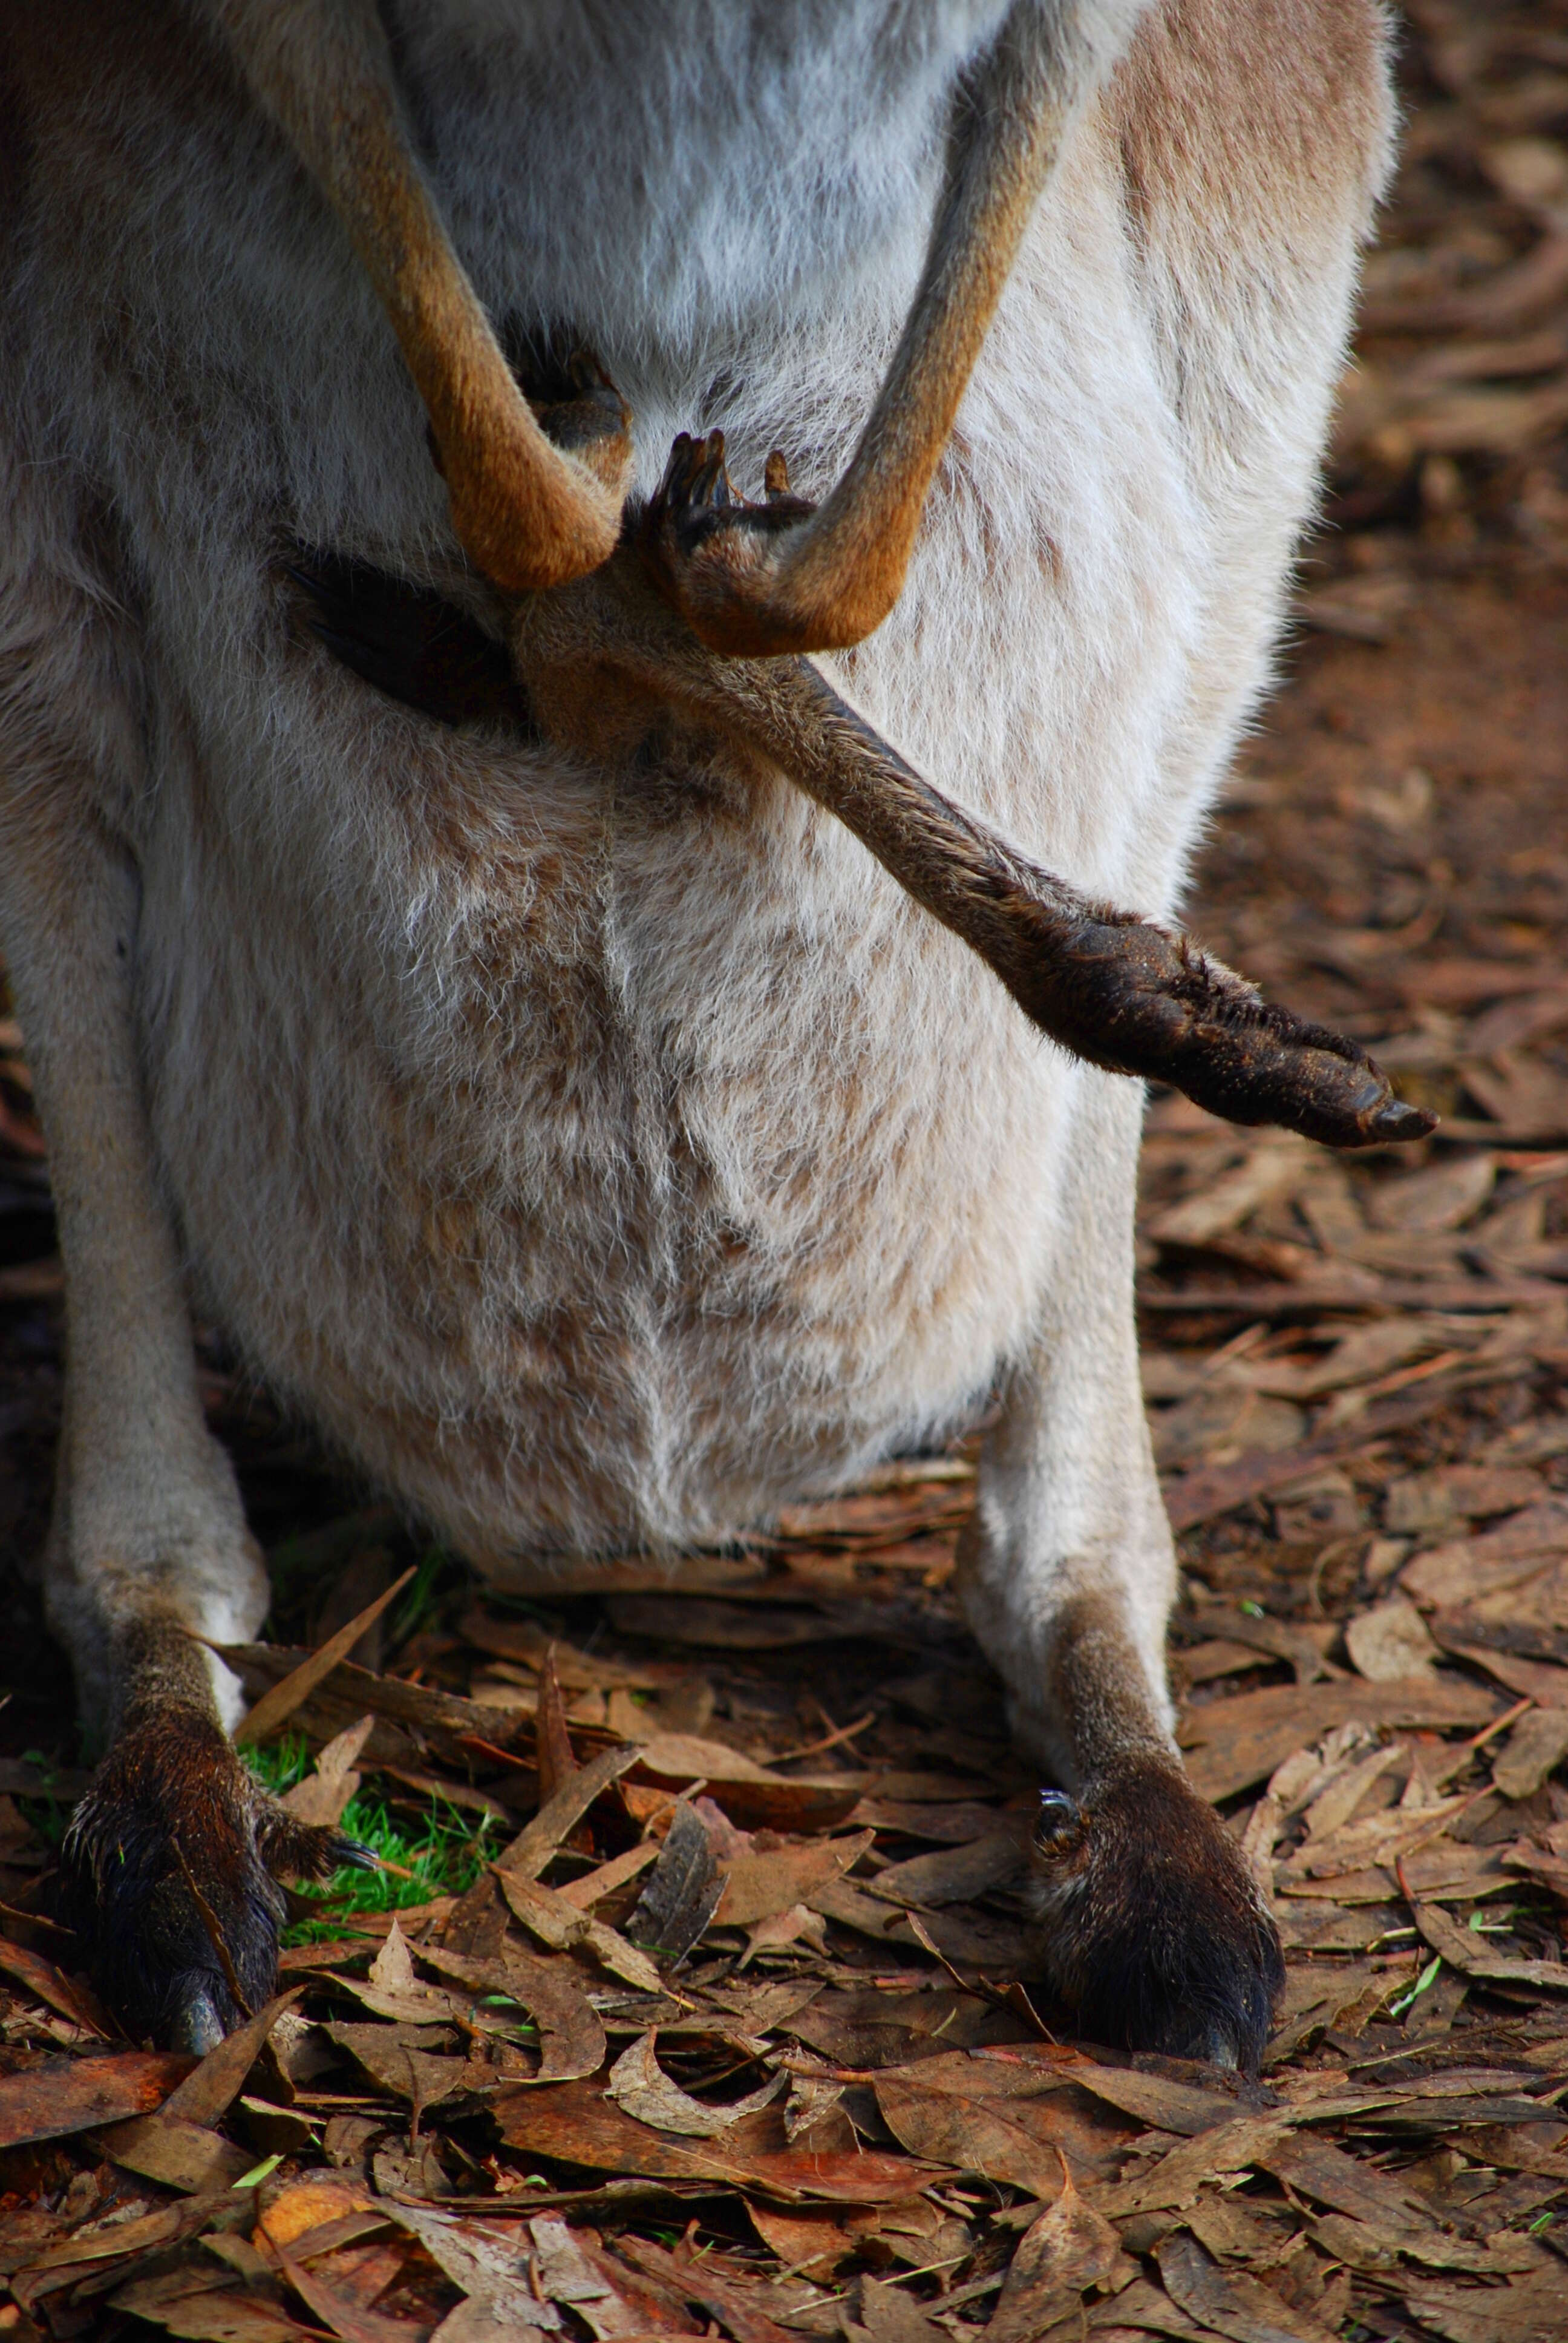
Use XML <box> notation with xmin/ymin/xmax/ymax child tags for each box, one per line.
<box><xmin>660</xmin><ymin>433</ymin><xmax>695</xmax><ymax>500</ymax></box>
<box><xmin>693</xmin><ymin>433</ymin><xmax>728</xmax><ymax>503</ymax></box>
<box><xmin>169</xmin><ymin>1979</ymin><xmax>227</xmax><ymax>2057</ymax></box>
<box><xmin>333</xmin><ymin>1836</ymin><xmax>380</xmax><ymax>1872</ymax></box>
<box><xmin>1371</xmin><ymin>1098</ymin><xmax>1439</xmax><ymax>1140</ymax></box>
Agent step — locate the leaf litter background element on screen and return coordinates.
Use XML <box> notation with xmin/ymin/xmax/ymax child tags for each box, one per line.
<box><xmin>4</xmin><ymin>5</ymin><xmax>1568</xmax><ymax>2336</ymax></box>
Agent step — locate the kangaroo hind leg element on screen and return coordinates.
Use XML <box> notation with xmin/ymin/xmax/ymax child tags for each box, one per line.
<box><xmin>0</xmin><ymin>490</ymin><xmax>354</xmax><ymax>2050</ymax></box>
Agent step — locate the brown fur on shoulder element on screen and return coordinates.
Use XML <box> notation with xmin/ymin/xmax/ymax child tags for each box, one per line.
<box><xmin>1115</xmin><ymin>0</ymin><xmax>1394</xmax><ymax>248</ymax></box>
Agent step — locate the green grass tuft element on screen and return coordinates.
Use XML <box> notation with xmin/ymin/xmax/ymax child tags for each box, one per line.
<box><xmin>244</xmin><ymin>1735</ymin><xmax>497</xmax><ymax>1944</ymax></box>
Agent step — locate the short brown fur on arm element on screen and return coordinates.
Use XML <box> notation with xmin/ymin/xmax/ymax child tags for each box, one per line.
<box><xmin>648</xmin><ymin>2</ymin><xmax>1088</xmax><ymax>655</ymax></box>
<box><xmin>210</xmin><ymin>0</ymin><xmax>629</xmax><ymax>591</ymax></box>
<box><xmin>505</xmin><ymin>499</ymin><xmax>1429</xmax><ymax>1150</ymax></box>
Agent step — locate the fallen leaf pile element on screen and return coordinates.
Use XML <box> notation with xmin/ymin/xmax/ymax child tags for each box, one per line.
<box><xmin>7</xmin><ymin>1414</ymin><xmax>1568</xmax><ymax>2343</ymax></box>
<box><xmin>4</xmin><ymin>5</ymin><xmax>1568</xmax><ymax>2340</ymax></box>
<box><xmin>1308</xmin><ymin>0</ymin><xmax>1568</xmax><ymax>643</ymax></box>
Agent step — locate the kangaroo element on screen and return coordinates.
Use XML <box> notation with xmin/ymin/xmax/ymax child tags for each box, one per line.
<box><xmin>0</xmin><ymin>0</ymin><xmax>1405</xmax><ymax>2068</ymax></box>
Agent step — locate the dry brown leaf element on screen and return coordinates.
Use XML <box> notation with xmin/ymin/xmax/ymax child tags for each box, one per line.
<box><xmin>1298</xmin><ymin>1738</ymin><xmax>1403</xmax><ymax>1838</ymax></box>
<box><xmin>526</xmin><ymin>2215</ymin><xmax>683</xmax><ymax>2339</ymax></box>
<box><xmin>327</xmin><ymin>1925</ymin><xmax>477</xmax><ymax>2028</ymax></box>
<box><xmin>234</xmin><ymin>1570</ymin><xmax>414</xmax><ymax>1746</ymax></box>
<box><xmin>324</xmin><ymin>2022</ymin><xmax>489</xmax><ymax>2107</ymax></box>
<box><xmin>843</xmin><ymin>2272</ymin><xmax>950</xmax><ymax>2343</ymax></box>
<box><xmin>1178</xmin><ymin>1678</ymin><xmax>1497</xmax><ymax>1803</ymax></box>
<box><xmin>739</xmin><ymin>1902</ymin><xmax>829</xmax><ymax>1970</ymax></box>
<box><xmin>715</xmin><ymin>1830</ymin><xmax>874</xmax><ymax>1926</ymax></box>
<box><xmin>15</xmin><ymin>2187</ymin><xmax>229</xmax><ymax>2284</ymax></box>
<box><xmin>87</xmin><ymin>2111</ymin><xmax>255</xmax><ymax>2193</ymax></box>
<box><xmin>264</xmin><ymin>2229</ymin><xmax>428</xmax><ymax>2343</ymax></box>
<box><xmin>494</xmin><ymin>2077</ymin><xmax>924</xmax><ymax>2201</ymax></box>
<box><xmin>388</xmin><ymin>2206</ymin><xmax>561</xmax><ymax>2334</ymax></box>
<box><xmin>416</xmin><ymin>1944</ymin><xmax>607</xmax><ymax>2085</ymax></box>
<box><xmin>606</xmin><ymin>2030</ymin><xmax>786</xmax><ymax>2137</ymax></box>
<box><xmin>624</xmin><ymin>1800</ymin><xmax>723</xmax><ymax>1960</ymax></box>
<box><xmin>496</xmin><ymin>1870</ymin><xmax>662</xmax><ymax>1993</ymax></box>
<box><xmin>1154</xmin><ymin>2230</ymin><xmax>1339</xmax><ymax>2343</ymax></box>
<box><xmin>605</xmin><ymin>1593</ymin><xmax>850</xmax><ymax>1651</ymax></box>
<box><xmin>1153</xmin><ymin>1388</ymin><xmax>1307</xmax><ymax>1474</ymax></box>
<box><xmin>255</xmin><ymin>2177</ymin><xmax>381</xmax><ymax>2252</ymax></box>
<box><xmin>1308</xmin><ymin>2210</ymin><xmax>1544</xmax><ymax>2279</ymax></box>
<box><xmin>985</xmin><ymin>2164</ymin><xmax>1122</xmax><ymax>2341</ymax></box>
<box><xmin>111</xmin><ymin>2290</ymin><xmax>313</xmax><ymax>2342</ymax></box>
<box><xmin>629</xmin><ymin>1735</ymin><xmax>865</xmax><ymax>1832</ymax></box>
<box><xmin>1400</xmin><ymin>2269</ymin><xmax>1568</xmax><ymax>2343</ymax></box>
<box><xmin>1094</xmin><ymin>2115</ymin><xmax>1295</xmax><ymax>2219</ymax></box>
<box><xmin>1367</xmin><ymin>1153</ymin><xmax>1496</xmax><ymax>1232</ymax></box>
<box><xmin>1431</xmin><ymin>1633</ymin><xmax>1568</xmax><ymax>1710</ymax></box>
<box><xmin>746</xmin><ymin>2202</ymin><xmax>853</xmax><ymax>2277</ymax></box>
<box><xmin>1165</xmin><ymin>1374</ymin><xmax>1535</xmax><ymax>1535</ymax></box>
<box><xmin>1492</xmin><ymin>1707</ymin><xmax>1568</xmax><ymax>1800</ymax></box>
<box><xmin>365</xmin><ymin>1919</ymin><xmax>417</xmax><ymax>1994</ymax></box>
<box><xmin>1344</xmin><ymin>1599</ymin><xmax>1442</xmax><ymax>1681</ymax></box>
<box><xmin>534</xmin><ymin>1645</ymin><xmax>579</xmax><ymax>1813</ymax></box>
<box><xmin>873</xmin><ymin>2072</ymin><xmax>1077</xmax><ymax>2200</ymax></box>
<box><xmin>865</xmin><ymin>1830</ymin><xmax>1025</xmax><ymax>1910</ymax></box>
<box><xmin>1402</xmin><ymin>1499</ymin><xmax>1568</xmax><ymax>1608</ymax></box>
<box><xmin>614</xmin><ymin>2230</ymin><xmax>795</xmax><ymax>2342</ymax></box>
<box><xmin>221</xmin><ymin>1645</ymin><xmax>521</xmax><ymax>1771</ymax></box>
<box><xmin>1144</xmin><ymin>1142</ymin><xmax>1316</xmax><ymax>1247</ymax></box>
<box><xmin>1406</xmin><ymin>1895</ymin><xmax>1568</xmax><ymax>1993</ymax></box>
<box><xmin>494</xmin><ymin>1743</ymin><xmax>642</xmax><ymax>1880</ymax></box>
<box><xmin>781</xmin><ymin>1987</ymin><xmax>1003</xmax><ymax>2063</ymax></box>
<box><xmin>1387</xmin><ymin>1464</ymin><xmax>1546</xmax><ymax>1537</ymax></box>
<box><xmin>555</xmin><ymin>1842</ymin><xmax>660</xmax><ymax>1910</ymax></box>
<box><xmin>282</xmin><ymin>1715</ymin><xmax>375</xmax><ymax>1829</ymax></box>
<box><xmin>0</xmin><ymin>1938</ymin><xmax>113</xmax><ymax>2037</ymax></box>
<box><xmin>0</xmin><ymin>2049</ymin><xmax>195</xmax><ymax>2150</ymax></box>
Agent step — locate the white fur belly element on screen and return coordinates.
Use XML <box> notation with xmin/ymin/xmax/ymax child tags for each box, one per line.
<box><xmin>136</xmin><ymin>657</ymin><xmax>1074</xmax><ymax>1558</ymax></box>
<box><xmin>88</xmin><ymin>12</ymin><xmax>1257</xmax><ymax>1565</ymax></box>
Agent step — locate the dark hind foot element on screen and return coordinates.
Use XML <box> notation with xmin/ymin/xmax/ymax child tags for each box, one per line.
<box><xmin>1029</xmin><ymin>1759</ymin><xmax>1283</xmax><ymax>2075</ymax></box>
<box><xmin>638</xmin><ymin>430</ymin><xmax>819</xmax><ymax>654</ymax></box>
<box><xmin>61</xmin><ymin>1705</ymin><xmax>364</xmax><ymax>2051</ymax></box>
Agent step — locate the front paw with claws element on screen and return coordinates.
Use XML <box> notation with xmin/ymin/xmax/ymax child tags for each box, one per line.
<box><xmin>639</xmin><ymin>430</ymin><xmax>823</xmax><ymax>655</ymax></box>
<box><xmin>1028</xmin><ymin>1759</ymin><xmax>1284</xmax><ymax>2075</ymax></box>
<box><xmin>62</xmin><ymin>1705</ymin><xmax>370</xmax><ymax>2052</ymax></box>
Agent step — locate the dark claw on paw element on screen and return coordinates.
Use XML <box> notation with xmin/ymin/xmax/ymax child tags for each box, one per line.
<box><xmin>332</xmin><ymin>1835</ymin><xmax>381</xmax><ymax>1873</ymax></box>
<box><xmin>1028</xmin><ymin>1758</ymin><xmax>1284</xmax><ymax>2074</ymax></box>
<box><xmin>639</xmin><ymin>427</ymin><xmax>816</xmax><ymax>599</ymax></box>
<box><xmin>993</xmin><ymin>887</ymin><xmax>1436</xmax><ymax>1150</ymax></box>
<box><xmin>62</xmin><ymin>1706</ymin><xmax>347</xmax><ymax>2050</ymax></box>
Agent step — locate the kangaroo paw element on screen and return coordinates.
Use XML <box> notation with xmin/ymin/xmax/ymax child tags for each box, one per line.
<box><xmin>61</xmin><ymin>1706</ymin><xmax>365</xmax><ymax>2052</ymax></box>
<box><xmin>1028</xmin><ymin>1760</ymin><xmax>1284</xmax><ymax>2076</ymax></box>
<box><xmin>639</xmin><ymin>430</ymin><xmax>819</xmax><ymax>653</ymax></box>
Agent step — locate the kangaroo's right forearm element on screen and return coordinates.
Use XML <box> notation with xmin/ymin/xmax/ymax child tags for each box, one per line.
<box><xmin>206</xmin><ymin>0</ymin><xmax>624</xmax><ymax>590</ymax></box>
<box><xmin>511</xmin><ymin>546</ymin><xmax>1431</xmax><ymax>1152</ymax></box>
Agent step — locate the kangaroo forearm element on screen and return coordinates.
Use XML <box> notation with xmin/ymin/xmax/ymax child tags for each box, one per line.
<box><xmin>514</xmin><ymin>556</ymin><xmax>1430</xmax><ymax>1151</ymax></box>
